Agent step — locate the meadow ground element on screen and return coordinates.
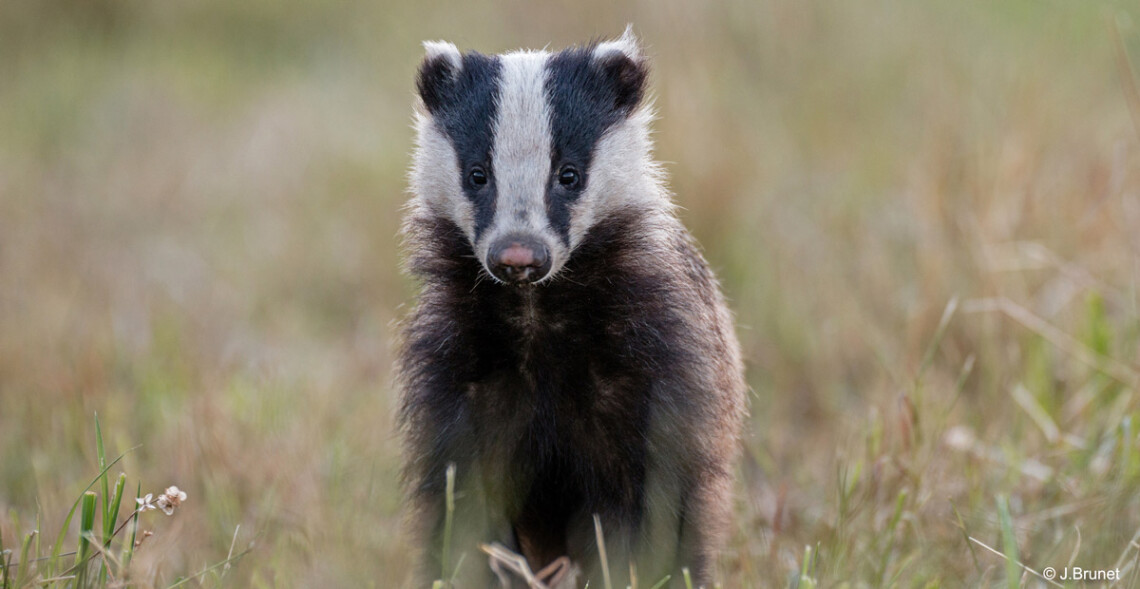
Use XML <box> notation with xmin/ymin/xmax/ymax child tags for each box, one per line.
<box><xmin>2</xmin><ymin>0</ymin><xmax>1140</xmax><ymax>586</ymax></box>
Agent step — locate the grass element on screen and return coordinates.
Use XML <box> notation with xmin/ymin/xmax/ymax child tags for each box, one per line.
<box><xmin>2</xmin><ymin>0</ymin><xmax>1140</xmax><ymax>586</ymax></box>
<box><xmin>0</xmin><ymin>415</ymin><xmax>238</xmax><ymax>588</ymax></box>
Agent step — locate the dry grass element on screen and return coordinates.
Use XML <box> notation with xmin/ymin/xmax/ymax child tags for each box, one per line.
<box><xmin>2</xmin><ymin>0</ymin><xmax>1140</xmax><ymax>586</ymax></box>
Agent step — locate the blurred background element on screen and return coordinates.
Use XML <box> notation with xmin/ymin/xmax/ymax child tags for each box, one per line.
<box><xmin>2</xmin><ymin>0</ymin><xmax>1140</xmax><ymax>586</ymax></box>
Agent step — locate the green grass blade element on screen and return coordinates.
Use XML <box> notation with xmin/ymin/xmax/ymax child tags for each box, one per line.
<box><xmin>93</xmin><ymin>411</ymin><xmax>113</xmax><ymax>584</ymax></box>
<box><xmin>104</xmin><ymin>473</ymin><xmax>126</xmax><ymax>542</ymax></box>
<box><xmin>447</xmin><ymin>553</ymin><xmax>466</xmax><ymax>587</ymax></box>
<box><xmin>47</xmin><ymin>448</ymin><xmax>136</xmax><ymax>575</ymax></box>
<box><xmin>593</xmin><ymin>514</ymin><xmax>613</xmax><ymax>589</ymax></box>
<box><xmin>76</xmin><ymin>491</ymin><xmax>97</xmax><ymax>588</ymax></box>
<box><xmin>799</xmin><ymin>544</ymin><xmax>818</xmax><ymax>589</ymax></box>
<box><xmin>99</xmin><ymin>472</ymin><xmax>126</xmax><ymax>584</ymax></box>
<box><xmin>951</xmin><ymin>501</ymin><xmax>981</xmax><ymax>574</ymax></box>
<box><xmin>122</xmin><ymin>483</ymin><xmax>142</xmax><ymax>573</ymax></box>
<box><xmin>14</xmin><ymin>530</ymin><xmax>37</xmax><ymax>588</ymax></box>
<box><xmin>164</xmin><ymin>542</ymin><xmax>255</xmax><ymax>588</ymax></box>
<box><xmin>34</xmin><ymin>510</ymin><xmax>41</xmax><ymax>579</ymax></box>
<box><xmin>95</xmin><ymin>414</ymin><xmax>109</xmax><ymax>527</ymax></box>
<box><xmin>1085</xmin><ymin>292</ymin><xmax>1111</xmax><ymax>358</ymax></box>
<box><xmin>877</xmin><ymin>489</ymin><xmax>908</xmax><ymax>584</ymax></box>
<box><xmin>441</xmin><ymin>462</ymin><xmax>456</xmax><ymax>586</ymax></box>
<box><xmin>997</xmin><ymin>495</ymin><xmax>1020</xmax><ymax>589</ymax></box>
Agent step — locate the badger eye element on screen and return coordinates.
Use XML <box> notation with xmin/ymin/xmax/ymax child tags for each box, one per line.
<box><xmin>468</xmin><ymin>167</ymin><xmax>488</xmax><ymax>187</ymax></box>
<box><xmin>558</xmin><ymin>166</ymin><xmax>580</xmax><ymax>189</ymax></box>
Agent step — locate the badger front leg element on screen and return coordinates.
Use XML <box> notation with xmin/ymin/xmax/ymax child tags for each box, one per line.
<box><xmin>630</xmin><ymin>474</ymin><xmax>727</xmax><ymax>589</ymax></box>
<box><xmin>402</xmin><ymin>396</ymin><xmax>514</xmax><ymax>588</ymax></box>
<box><xmin>578</xmin><ymin>487</ymin><xmax>695</xmax><ymax>589</ymax></box>
<box><xmin>407</xmin><ymin>452</ymin><xmax>520</xmax><ymax>587</ymax></box>
<box><xmin>675</xmin><ymin>474</ymin><xmax>735</xmax><ymax>587</ymax></box>
<box><xmin>631</xmin><ymin>399</ymin><xmax>733</xmax><ymax>589</ymax></box>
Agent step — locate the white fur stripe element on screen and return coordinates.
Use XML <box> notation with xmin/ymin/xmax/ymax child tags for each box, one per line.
<box><xmin>489</xmin><ymin>51</ymin><xmax>553</xmax><ymax>241</ymax></box>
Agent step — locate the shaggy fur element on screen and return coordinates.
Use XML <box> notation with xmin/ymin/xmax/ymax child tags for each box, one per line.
<box><xmin>398</xmin><ymin>30</ymin><xmax>746</xmax><ymax>589</ymax></box>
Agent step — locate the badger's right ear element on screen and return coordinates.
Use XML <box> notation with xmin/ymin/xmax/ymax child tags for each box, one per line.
<box><xmin>417</xmin><ymin>41</ymin><xmax>463</xmax><ymax>115</ymax></box>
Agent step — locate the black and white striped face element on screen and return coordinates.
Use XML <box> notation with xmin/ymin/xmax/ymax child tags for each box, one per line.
<box><xmin>410</xmin><ymin>30</ymin><xmax>662</xmax><ymax>285</ymax></box>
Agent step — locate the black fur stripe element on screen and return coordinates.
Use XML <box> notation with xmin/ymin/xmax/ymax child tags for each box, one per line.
<box><xmin>418</xmin><ymin>52</ymin><xmax>503</xmax><ymax>240</ymax></box>
<box><xmin>544</xmin><ymin>46</ymin><xmax>647</xmax><ymax>245</ymax></box>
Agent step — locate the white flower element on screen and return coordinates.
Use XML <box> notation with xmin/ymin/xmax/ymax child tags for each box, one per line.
<box><xmin>155</xmin><ymin>485</ymin><xmax>187</xmax><ymax>516</ymax></box>
<box><xmin>135</xmin><ymin>493</ymin><xmax>156</xmax><ymax>512</ymax></box>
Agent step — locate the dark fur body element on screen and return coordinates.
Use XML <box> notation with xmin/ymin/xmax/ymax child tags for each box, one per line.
<box><xmin>398</xmin><ymin>204</ymin><xmax>745</xmax><ymax>587</ymax></box>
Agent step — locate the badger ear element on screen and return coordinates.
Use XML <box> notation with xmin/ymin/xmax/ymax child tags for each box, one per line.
<box><xmin>593</xmin><ymin>26</ymin><xmax>648</xmax><ymax>113</ymax></box>
<box><xmin>417</xmin><ymin>41</ymin><xmax>463</xmax><ymax>114</ymax></box>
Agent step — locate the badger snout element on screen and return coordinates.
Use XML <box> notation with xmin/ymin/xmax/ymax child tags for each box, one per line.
<box><xmin>487</xmin><ymin>236</ymin><xmax>552</xmax><ymax>284</ymax></box>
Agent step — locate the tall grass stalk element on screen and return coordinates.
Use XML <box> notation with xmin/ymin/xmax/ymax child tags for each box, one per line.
<box><xmin>121</xmin><ymin>484</ymin><xmax>142</xmax><ymax>571</ymax></box>
<box><xmin>593</xmin><ymin>515</ymin><xmax>613</xmax><ymax>589</ymax></box>
<box><xmin>440</xmin><ymin>463</ymin><xmax>456</xmax><ymax>587</ymax></box>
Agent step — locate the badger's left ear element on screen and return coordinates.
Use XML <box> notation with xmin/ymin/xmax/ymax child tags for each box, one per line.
<box><xmin>593</xmin><ymin>26</ymin><xmax>648</xmax><ymax>113</ymax></box>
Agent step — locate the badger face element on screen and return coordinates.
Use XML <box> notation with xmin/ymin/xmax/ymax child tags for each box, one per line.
<box><xmin>410</xmin><ymin>31</ymin><xmax>660</xmax><ymax>285</ymax></box>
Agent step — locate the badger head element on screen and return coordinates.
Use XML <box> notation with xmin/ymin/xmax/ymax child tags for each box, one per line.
<box><xmin>409</xmin><ymin>29</ymin><xmax>663</xmax><ymax>285</ymax></box>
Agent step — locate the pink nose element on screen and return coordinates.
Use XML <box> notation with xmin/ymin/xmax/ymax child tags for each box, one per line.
<box><xmin>498</xmin><ymin>244</ymin><xmax>536</xmax><ymax>268</ymax></box>
<box><xmin>487</xmin><ymin>236</ymin><xmax>551</xmax><ymax>283</ymax></box>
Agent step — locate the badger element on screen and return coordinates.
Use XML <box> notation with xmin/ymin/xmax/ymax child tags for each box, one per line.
<box><xmin>397</xmin><ymin>29</ymin><xmax>746</xmax><ymax>588</ymax></box>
